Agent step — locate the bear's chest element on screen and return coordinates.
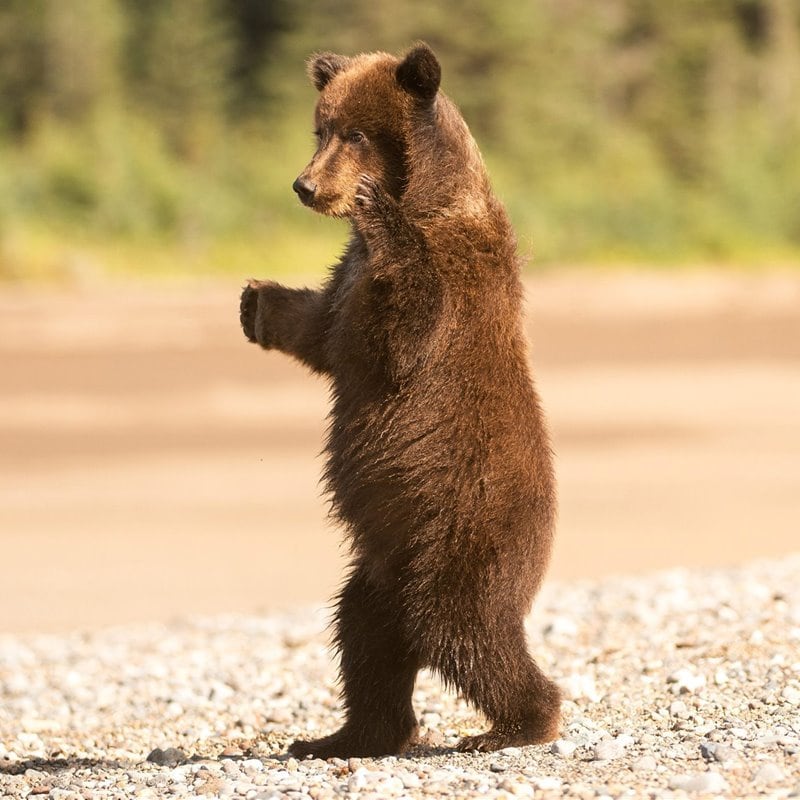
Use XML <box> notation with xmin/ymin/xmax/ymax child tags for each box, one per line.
<box><xmin>327</xmin><ymin>259</ymin><xmax>389</xmax><ymax>380</ymax></box>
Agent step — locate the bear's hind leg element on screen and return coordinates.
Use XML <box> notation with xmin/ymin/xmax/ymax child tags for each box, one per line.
<box><xmin>289</xmin><ymin>566</ymin><xmax>419</xmax><ymax>759</ymax></box>
<box><xmin>435</xmin><ymin>623</ymin><xmax>562</xmax><ymax>753</ymax></box>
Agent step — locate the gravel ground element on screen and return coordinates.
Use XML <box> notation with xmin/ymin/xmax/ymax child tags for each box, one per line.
<box><xmin>2</xmin><ymin>555</ymin><xmax>799</xmax><ymax>799</ymax></box>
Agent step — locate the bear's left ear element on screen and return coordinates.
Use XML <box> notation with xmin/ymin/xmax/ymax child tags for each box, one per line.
<box><xmin>308</xmin><ymin>52</ymin><xmax>351</xmax><ymax>91</ymax></box>
<box><xmin>396</xmin><ymin>43</ymin><xmax>441</xmax><ymax>105</ymax></box>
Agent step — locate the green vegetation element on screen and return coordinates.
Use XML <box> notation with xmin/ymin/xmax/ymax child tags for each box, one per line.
<box><xmin>1</xmin><ymin>0</ymin><xmax>799</xmax><ymax>280</ymax></box>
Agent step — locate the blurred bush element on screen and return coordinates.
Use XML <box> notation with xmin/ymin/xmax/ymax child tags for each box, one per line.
<box><xmin>1</xmin><ymin>0</ymin><xmax>799</xmax><ymax>279</ymax></box>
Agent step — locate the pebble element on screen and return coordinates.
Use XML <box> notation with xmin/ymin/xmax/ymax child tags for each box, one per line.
<box><xmin>221</xmin><ymin>759</ymin><xmax>240</xmax><ymax>777</ymax></box>
<box><xmin>241</xmin><ymin>758</ymin><xmax>265</xmax><ymax>775</ymax></box>
<box><xmin>669</xmin><ymin>771</ymin><xmax>729</xmax><ymax>793</ymax></box>
<box><xmin>631</xmin><ymin>755</ymin><xmax>658</xmax><ymax>772</ymax></box>
<box><xmin>1</xmin><ymin>556</ymin><xmax>799</xmax><ymax>799</ymax></box>
<box><xmin>699</xmin><ymin>741</ymin><xmax>737</xmax><ymax>764</ymax></box>
<box><xmin>667</xmin><ymin>668</ymin><xmax>706</xmax><ymax>694</ymax></box>
<box><xmin>499</xmin><ymin>777</ymin><xmax>535</xmax><ymax>796</ymax></box>
<box><xmin>669</xmin><ymin>699</ymin><xmax>688</xmax><ymax>717</ymax></box>
<box><xmin>753</xmin><ymin>763</ymin><xmax>785</xmax><ymax>785</ymax></box>
<box><xmin>551</xmin><ymin>739</ymin><xmax>577</xmax><ymax>757</ymax></box>
<box><xmin>592</xmin><ymin>738</ymin><xmax>627</xmax><ymax>761</ymax></box>
<box><xmin>544</xmin><ymin>616</ymin><xmax>579</xmax><ymax>639</ymax></box>
<box><xmin>145</xmin><ymin>748</ymin><xmax>186</xmax><ymax>767</ymax></box>
<box><xmin>562</xmin><ymin>673</ymin><xmax>602</xmax><ymax>703</ymax></box>
<box><xmin>782</xmin><ymin>686</ymin><xmax>800</xmax><ymax>706</ymax></box>
<box><xmin>399</xmin><ymin>771</ymin><xmax>421</xmax><ymax>789</ymax></box>
<box><xmin>531</xmin><ymin>776</ymin><xmax>562</xmax><ymax>790</ymax></box>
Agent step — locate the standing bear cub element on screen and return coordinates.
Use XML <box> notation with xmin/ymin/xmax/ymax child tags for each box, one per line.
<box><xmin>240</xmin><ymin>43</ymin><xmax>561</xmax><ymax>757</ymax></box>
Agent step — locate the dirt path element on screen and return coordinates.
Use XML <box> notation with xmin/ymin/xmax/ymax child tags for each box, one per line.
<box><xmin>1</xmin><ymin>270</ymin><xmax>799</xmax><ymax>633</ymax></box>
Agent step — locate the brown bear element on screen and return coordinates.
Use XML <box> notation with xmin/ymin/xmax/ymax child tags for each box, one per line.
<box><xmin>240</xmin><ymin>43</ymin><xmax>561</xmax><ymax>757</ymax></box>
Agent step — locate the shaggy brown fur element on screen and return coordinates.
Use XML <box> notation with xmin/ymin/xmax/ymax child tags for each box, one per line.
<box><xmin>240</xmin><ymin>43</ymin><xmax>561</xmax><ymax>757</ymax></box>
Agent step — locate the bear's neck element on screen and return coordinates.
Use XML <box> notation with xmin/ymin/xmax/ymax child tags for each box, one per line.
<box><xmin>403</xmin><ymin>94</ymin><xmax>495</xmax><ymax>225</ymax></box>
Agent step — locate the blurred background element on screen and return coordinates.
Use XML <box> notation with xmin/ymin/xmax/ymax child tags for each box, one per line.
<box><xmin>1</xmin><ymin>0</ymin><xmax>799</xmax><ymax>633</ymax></box>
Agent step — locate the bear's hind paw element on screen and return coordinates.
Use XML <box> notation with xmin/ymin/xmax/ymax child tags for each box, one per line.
<box><xmin>289</xmin><ymin>722</ymin><xmax>418</xmax><ymax>759</ymax></box>
<box><xmin>456</xmin><ymin>716</ymin><xmax>560</xmax><ymax>753</ymax></box>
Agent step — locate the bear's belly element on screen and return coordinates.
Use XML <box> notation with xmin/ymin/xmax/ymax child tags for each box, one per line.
<box><xmin>322</xmin><ymin>388</ymin><xmax>552</xmax><ymax>578</ymax></box>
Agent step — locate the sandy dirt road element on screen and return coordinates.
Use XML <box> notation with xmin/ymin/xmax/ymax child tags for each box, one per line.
<box><xmin>1</xmin><ymin>270</ymin><xmax>799</xmax><ymax>633</ymax></box>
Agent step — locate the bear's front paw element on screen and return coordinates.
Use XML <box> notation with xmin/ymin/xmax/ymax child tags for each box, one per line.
<box><xmin>354</xmin><ymin>173</ymin><xmax>381</xmax><ymax>207</ymax></box>
<box><xmin>240</xmin><ymin>280</ymin><xmax>260</xmax><ymax>343</ymax></box>
<box><xmin>240</xmin><ymin>279</ymin><xmax>275</xmax><ymax>347</ymax></box>
<box><xmin>354</xmin><ymin>174</ymin><xmax>396</xmax><ymax>221</ymax></box>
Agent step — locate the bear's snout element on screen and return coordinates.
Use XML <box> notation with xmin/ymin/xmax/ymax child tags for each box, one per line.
<box><xmin>293</xmin><ymin>175</ymin><xmax>317</xmax><ymax>206</ymax></box>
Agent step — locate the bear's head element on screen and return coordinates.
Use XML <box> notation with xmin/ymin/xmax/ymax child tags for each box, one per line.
<box><xmin>292</xmin><ymin>44</ymin><xmax>441</xmax><ymax>218</ymax></box>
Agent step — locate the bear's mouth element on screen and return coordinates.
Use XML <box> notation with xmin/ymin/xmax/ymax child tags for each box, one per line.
<box><xmin>307</xmin><ymin>195</ymin><xmax>355</xmax><ymax>220</ymax></box>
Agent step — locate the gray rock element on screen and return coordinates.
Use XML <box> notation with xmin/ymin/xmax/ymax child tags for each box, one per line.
<box><xmin>145</xmin><ymin>747</ymin><xmax>186</xmax><ymax>767</ymax></box>
<box><xmin>699</xmin><ymin>741</ymin><xmax>737</xmax><ymax>764</ymax></box>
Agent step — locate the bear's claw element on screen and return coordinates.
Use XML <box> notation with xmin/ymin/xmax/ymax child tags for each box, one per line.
<box><xmin>354</xmin><ymin>173</ymin><xmax>382</xmax><ymax>209</ymax></box>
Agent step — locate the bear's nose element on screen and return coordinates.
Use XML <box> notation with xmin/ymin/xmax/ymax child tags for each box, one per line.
<box><xmin>292</xmin><ymin>176</ymin><xmax>316</xmax><ymax>206</ymax></box>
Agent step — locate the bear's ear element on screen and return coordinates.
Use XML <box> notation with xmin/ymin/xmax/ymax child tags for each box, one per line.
<box><xmin>307</xmin><ymin>52</ymin><xmax>351</xmax><ymax>91</ymax></box>
<box><xmin>396</xmin><ymin>43</ymin><xmax>441</xmax><ymax>104</ymax></box>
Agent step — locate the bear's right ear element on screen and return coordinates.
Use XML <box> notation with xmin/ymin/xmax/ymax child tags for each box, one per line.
<box><xmin>396</xmin><ymin>43</ymin><xmax>441</xmax><ymax>105</ymax></box>
<box><xmin>307</xmin><ymin>53</ymin><xmax>351</xmax><ymax>91</ymax></box>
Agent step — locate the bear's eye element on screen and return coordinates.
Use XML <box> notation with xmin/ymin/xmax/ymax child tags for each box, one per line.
<box><xmin>347</xmin><ymin>131</ymin><xmax>366</xmax><ymax>145</ymax></box>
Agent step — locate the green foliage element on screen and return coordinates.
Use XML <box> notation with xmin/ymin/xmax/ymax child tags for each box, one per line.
<box><xmin>1</xmin><ymin>0</ymin><xmax>799</xmax><ymax>279</ymax></box>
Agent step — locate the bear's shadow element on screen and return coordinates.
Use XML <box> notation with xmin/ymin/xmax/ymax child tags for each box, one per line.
<box><xmin>0</xmin><ymin>756</ymin><xmax>127</xmax><ymax>775</ymax></box>
<box><xmin>0</xmin><ymin>742</ymin><xmax>459</xmax><ymax>777</ymax></box>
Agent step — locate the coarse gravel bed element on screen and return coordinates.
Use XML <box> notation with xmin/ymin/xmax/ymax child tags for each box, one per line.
<box><xmin>2</xmin><ymin>555</ymin><xmax>799</xmax><ymax>800</ymax></box>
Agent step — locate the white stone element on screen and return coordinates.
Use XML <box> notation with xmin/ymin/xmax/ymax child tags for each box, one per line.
<box><xmin>563</xmin><ymin>673</ymin><xmax>602</xmax><ymax>702</ymax></box>
<box><xmin>669</xmin><ymin>700</ymin><xmax>689</xmax><ymax>717</ymax></box>
<box><xmin>499</xmin><ymin>778</ymin><xmax>535</xmax><ymax>797</ymax></box>
<box><xmin>347</xmin><ymin>772</ymin><xmax>368</xmax><ymax>792</ymax></box>
<box><xmin>544</xmin><ymin>616</ymin><xmax>579</xmax><ymax>638</ymax></box>
<box><xmin>670</xmin><ymin>772</ymin><xmax>728</xmax><ymax>793</ymax></box>
<box><xmin>399</xmin><ymin>772</ymin><xmax>421</xmax><ymax>789</ymax></box>
<box><xmin>551</xmin><ymin>739</ymin><xmax>577</xmax><ymax>757</ymax></box>
<box><xmin>753</xmin><ymin>763</ymin><xmax>784</xmax><ymax>785</ymax></box>
<box><xmin>531</xmin><ymin>776</ymin><xmax>562</xmax><ymax>791</ymax></box>
<box><xmin>593</xmin><ymin>738</ymin><xmax>625</xmax><ymax>761</ymax></box>
<box><xmin>632</xmin><ymin>755</ymin><xmax>658</xmax><ymax>772</ymax></box>
<box><xmin>781</xmin><ymin>686</ymin><xmax>800</xmax><ymax>706</ymax></box>
<box><xmin>668</xmin><ymin>668</ymin><xmax>706</xmax><ymax>693</ymax></box>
